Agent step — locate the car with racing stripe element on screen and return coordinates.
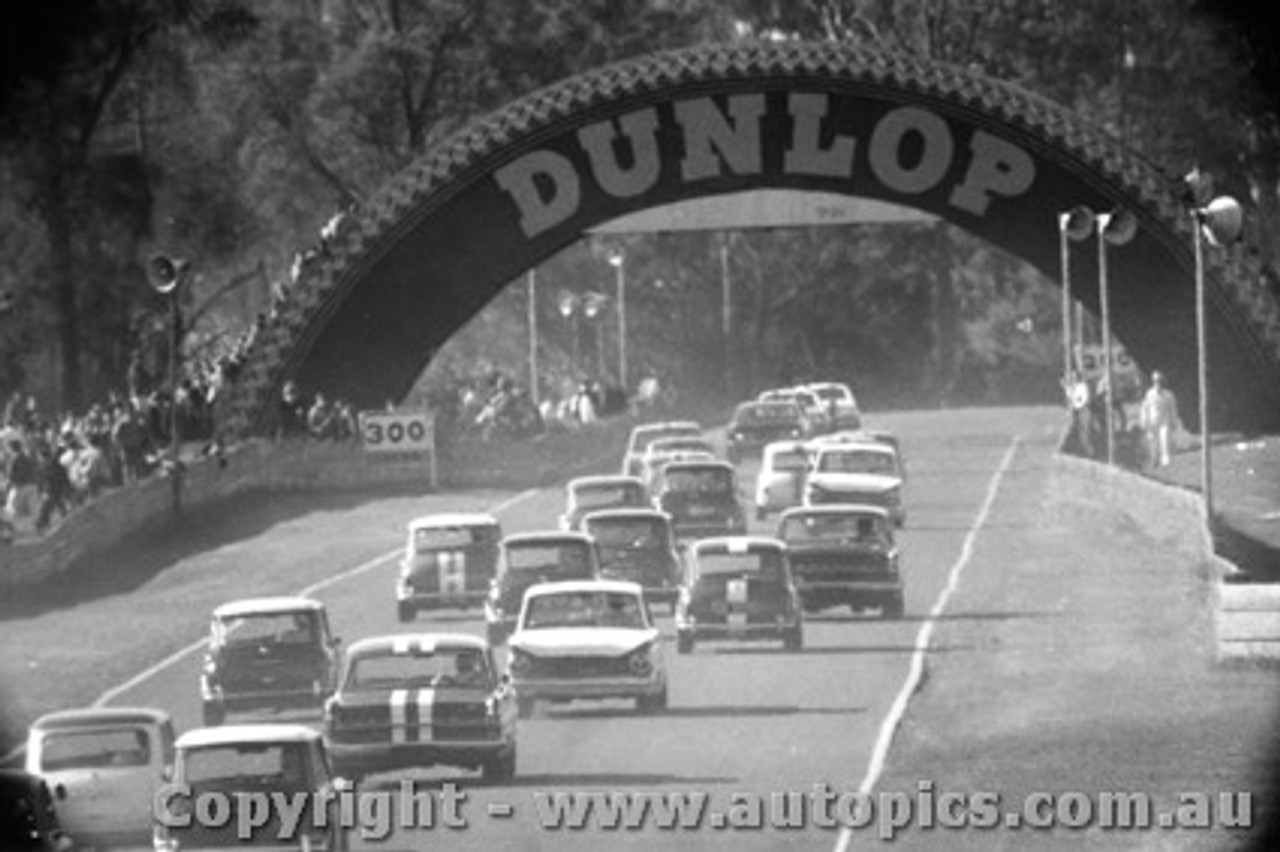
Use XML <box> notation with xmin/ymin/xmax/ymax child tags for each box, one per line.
<box><xmin>777</xmin><ymin>504</ymin><xmax>904</xmax><ymax>618</ymax></box>
<box><xmin>581</xmin><ymin>508</ymin><xmax>683</xmax><ymax>609</ymax></box>
<box><xmin>153</xmin><ymin>724</ymin><xmax>350</xmax><ymax>851</ymax></box>
<box><xmin>803</xmin><ymin>439</ymin><xmax>906</xmax><ymax>526</ymax></box>
<box><xmin>396</xmin><ymin>513</ymin><xmax>502</xmax><ymax>622</ymax></box>
<box><xmin>558</xmin><ymin>475</ymin><xmax>648</xmax><ymax>531</ymax></box>
<box><xmin>484</xmin><ymin>531</ymin><xmax>601</xmax><ymax>646</ymax></box>
<box><xmin>507</xmin><ymin>580</ymin><xmax>667</xmax><ymax>717</ymax></box>
<box><xmin>724</xmin><ymin>400</ymin><xmax>810</xmax><ymax>463</ymax></box>
<box><xmin>323</xmin><ymin>633</ymin><xmax>517</xmax><ymax>784</ymax></box>
<box><xmin>675</xmin><ymin>536</ymin><xmax>804</xmax><ymax>653</ymax></box>
<box><xmin>199</xmin><ymin>597</ymin><xmax>342</xmax><ymax>727</ymax></box>
<box><xmin>650</xmin><ymin>459</ymin><xmax>747</xmax><ymax>541</ymax></box>
<box><xmin>621</xmin><ymin>420</ymin><xmax>703</xmax><ymax>478</ymax></box>
<box><xmin>24</xmin><ymin>707</ymin><xmax>174</xmax><ymax>851</ymax></box>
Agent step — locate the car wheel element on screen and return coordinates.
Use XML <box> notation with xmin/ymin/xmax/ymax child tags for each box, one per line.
<box><xmin>783</xmin><ymin>625</ymin><xmax>804</xmax><ymax>652</ymax></box>
<box><xmin>202</xmin><ymin>700</ymin><xmax>225</xmax><ymax>727</ymax></box>
<box><xmin>482</xmin><ymin>745</ymin><xmax>517</xmax><ymax>784</ymax></box>
<box><xmin>397</xmin><ymin>601</ymin><xmax>415</xmax><ymax>624</ymax></box>
<box><xmin>517</xmin><ymin>696</ymin><xmax>536</xmax><ymax>719</ymax></box>
<box><xmin>883</xmin><ymin>593</ymin><xmax>905</xmax><ymax>620</ymax></box>
<box><xmin>676</xmin><ymin>632</ymin><xmax>695</xmax><ymax>655</ymax></box>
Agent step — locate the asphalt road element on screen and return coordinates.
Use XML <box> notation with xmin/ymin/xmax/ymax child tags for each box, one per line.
<box><xmin>78</xmin><ymin>406</ymin><xmax>1062</xmax><ymax>851</ymax></box>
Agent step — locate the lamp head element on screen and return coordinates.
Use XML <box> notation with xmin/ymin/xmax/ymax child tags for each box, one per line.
<box><xmin>1096</xmin><ymin>209</ymin><xmax>1137</xmax><ymax>246</ymax></box>
<box><xmin>1058</xmin><ymin>206</ymin><xmax>1095</xmax><ymax>242</ymax></box>
<box><xmin>557</xmin><ymin>290</ymin><xmax>576</xmax><ymax>318</ymax></box>
<box><xmin>147</xmin><ymin>254</ymin><xmax>186</xmax><ymax>294</ymax></box>
<box><xmin>1199</xmin><ymin>196</ymin><xmax>1243</xmax><ymax>247</ymax></box>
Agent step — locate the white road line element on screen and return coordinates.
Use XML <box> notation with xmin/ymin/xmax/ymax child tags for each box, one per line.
<box><xmin>833</xmin><ymin>436</ymin><xmax>1020</xmax><ymax>852</ymax></box>
<box><xmin>3</xmin><ymin>487</ymin><xmax>541</xmax><ymax>764</ymax></box>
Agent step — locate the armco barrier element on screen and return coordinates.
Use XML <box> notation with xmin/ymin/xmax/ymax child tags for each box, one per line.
<box><xmin>1054</xmin><ymin>430</ymin><xmax>1280</xmax><ymax>664</ymax></box>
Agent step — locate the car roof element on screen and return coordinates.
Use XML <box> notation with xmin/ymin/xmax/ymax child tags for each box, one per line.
<box><xmin>176</xmin><ymin>723</ymin><xmax>320</xmax><ymax>749</ymax></box>
<box><xmin>212</xmin><ymin>597</ymin><xmax>325</xmax><ymax>618</ymax></box>
<box><xmin>693</xmin><ymin>535</ymin><xmax>785</xmax><ymax>554</ymax></box>
<box><xmin>660</xmin><ymin>459</ymin><xmax>734</xmax><ymax>473</ymax></box>
<box><xmin>568</xmin><ymin>474</ymin><xmax>644</xmax><ymax>490</ymax></box>
<box><xmin>763</xmin><ymin>440</ymin><xmax>810</xmax><ymax>456</ymax></box>
<box><xmin>812</xmin><ymin>440</ymin><xmax>895</xmax><ymax>456</ymax></box>
<box><xmin>779</xmin><ymin>504</ymin><xmax>891</xmax><ymax>520</ymax></box>
<box><xmin>581</xmin><ymin>507</ymin><xmax>670</xmax><ymax>523</ymax></box>
<box><xmin>631</xmin><ymin>420</ymin><xmax>700</xmax><ymax>435</ymax></box>
<box><xmin>346</xmin><ymin>633</ymin><xmax>488</xmax><ymax>658</ymax></box>
<box><xmin>408</xmin><ymin>512</ymin><xmax>498</xmax><ymax>530</ymax></box>
<box><xmin>31</xmin><ymin>707</ymin><xmax>171</xmax><ymax>731</ymax></box>
<box><xmin>502</xmin><ymin>530</ymin><xmax>595</xmax><ymax>547</ymax></box>
<box><xmin>523</xmin><ymin>578</ymin><xmax>644</xmax><ymax>599</ymax></box>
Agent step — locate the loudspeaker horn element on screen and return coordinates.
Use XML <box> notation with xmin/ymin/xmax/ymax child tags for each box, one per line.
<box><xmin>1200</xmin><ymin>196</ymin><xmax>1243</xmax><ymax>247</ymax></box>
<box><xmin>1100</xmin><ymin>209</ymin><xmax>1138</xmax><ymax>246</ymax></box>
<box><xmin>1059</xmin><ymin>206</ymin><xmax>1095</xmax><ymax>242</ymax></box>
<box><xmin>147</xmin><ymin>254</ymin><xmax>185</xmax><ymax>295</ymax></box>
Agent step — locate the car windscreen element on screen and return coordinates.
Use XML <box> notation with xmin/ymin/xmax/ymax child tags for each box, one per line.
<box><xmin>696</xmin><ymin>551</ymin><xmax>784</xmax><ymax>582</ymax></box>
<box><xmin>574</xmin><ymin>483</ymin><xmax>643</xmax><ymax>508</ymax></box>
<box><xmin>735</xmin><ymin>403</ymin><xmax>800</xmax><ymax>425</ymax></box>
<box><xmin>38</xmin><ymin>727</ymin><xmax>151</xmax><ymax>771</ymax></box>
<box><xmin>769</xmin><ymin>449</ymin><xmax>808</xmax><ymax>471</ymax></box>
<box><xmin>630</xmin><ymin>426</ymin><xmax>696</xmax><ymax>453</ymax></box>
<box><xmin>781</xmin><ymin>514</ymin><xmax>888</xmax><ymax>545</ymax></box>
<box><xmin>523</xmin><ymin>591</ymin><xmax>646</xmax><ymax>629</ymax></box>
<box><xmin>816</xmin><ymin>449</ymin><xmax>896</xmax><ymax>475</ymax></box>
<box><xmin>182</xmin><ymin>742</ymin><xmax>311</xmax><ymax>791</ymax></box>
<box><xmin>215</xmin><ymin>612</ymin><xmax>318</xmax><ymax>645</ymax></box>
<box><xmin>647</xmin><ymin>438</ymin><xmax>711</xmax><ymax>455</ymax></box>
<box><xmin>346</xmin><ymin>648</ymin><xmax>490</xmax><ymax>690</ymax></box>
<box><xmin>663</xmin><ymin>468</ymin><xmax>733</xmax><ymax>494</ymax></box>
<box><xmin>414</xmin><ymin>526</ymin><xmax>481</xmax><ymax>551</ymax></box>
<box><xmin>586</xmin><ymin>518</ymin><xmax>666</xmax><ymax>549</ymax></box>
<box><xmin>812</xmin><ymin>386</ymin><xmax>847</xmax><ymax>401</ymax></box>
<box><xmin>505</xmin><ymin>543</ymin><xmax>592</xmax><ymax>574</ymax></box>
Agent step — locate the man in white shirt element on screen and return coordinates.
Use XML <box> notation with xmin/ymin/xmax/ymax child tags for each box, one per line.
<box><xmin>1139</xmin><ymin>371</ymin><xmax>1181</xmax><ymax>468</ymax></box>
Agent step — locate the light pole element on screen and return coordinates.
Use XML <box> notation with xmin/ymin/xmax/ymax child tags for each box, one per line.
<box><xmin>582</xmin><ymin>291</ymin><xmax>608</xmax><ymax>380</ymax></box>
<box><xmin>1093</xmin><ymin>209</ymin><xmax>1137</xmax><ymax>466</ymax></box>
<box><xmin>1189</xmin><ymin>193</ymin><xmax>1244</xmax><ymax>521</ymax></box>
<box><xmin>1057</xmin><ymin>207</ymin><xmax>1095</xmax><ymax>380</ymax></box>
<box><xmin>527</xmin><ymin>269</ymin><xmax>538</xmax><ymax>406</ymax></box>
<box><xmin>719</xmin><ymin>234</ymin><xmax>732</xmax><ymax>396</ymax></box>
<box><xmin>146</xmin><ymin>253</ymin><xmax>189</xmax><ymax>512</ymax></box>
<box><xmin>557</xmin><ymin>290</ymin><xmax>580</xmax><ymax>378</ymax></box>
<box><xmin>608</xmin><ymin>251</ymin><xmax>627</xmax><ymax>392</ymax></box>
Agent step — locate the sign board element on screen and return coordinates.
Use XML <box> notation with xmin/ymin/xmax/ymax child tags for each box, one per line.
<box><xmin>358</xmin><ymin>410</ymin><xmax>437</xmax><ymax>487</ymax></box>
<box><xmin>589</xmin><ymin>189</ymin><xmax>934</xmax><ymax>234</ymax></box>
<box><xmin>1075</xmin><ymin>343</ymin><xmax>1141</xmax><ymax>390</ymax></box>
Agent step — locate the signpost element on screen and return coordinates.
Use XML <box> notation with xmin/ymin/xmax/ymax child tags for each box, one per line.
<box><xmin>358</xmin><ymin>410</ymin><xmax>437</xmax><ymax>487</ymax></box>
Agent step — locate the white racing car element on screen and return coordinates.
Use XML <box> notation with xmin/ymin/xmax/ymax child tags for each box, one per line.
<box><xmin>507</xmin><ymin>580</ymin><xmax>667</xmax><ymax>717</ymax></box>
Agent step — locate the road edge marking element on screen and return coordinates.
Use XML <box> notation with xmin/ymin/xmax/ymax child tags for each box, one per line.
<box><xmin>3</xmin><ymin>487</ymin><xmax>541</xmax><ymax>764</ymax></box>
<box><xmin>833</xmin><ymin>436</ymin><xmax>1020</xmax><ymax>852</ymax></box>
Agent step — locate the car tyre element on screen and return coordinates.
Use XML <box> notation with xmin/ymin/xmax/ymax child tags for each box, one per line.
<box><xmin>202</xmin><ymin>700</ymin><xmax>225</xmax><ymax>727</ymax></box>
<box><xmin>516</xmin><ymin>695</ymin><xmax>536</xmax><ymax>719</ymax></box>
<box><xmin>783</xmin><ymin>624</ymin><xmax>804</xmax><ymax>652</ymax></box>
<box><xmin>397</xmin><ymin>601</ymin><xmax>415</xmax><ymax>624</ymax></box>
<box><xmin>482</xmin><ymin>745</ymin><xmax>517</xmax><ymax>784</ymax></box>
<box><xmin>637</xmin><ymin>682</ymin><xmax>668</xmax><ymax>714</ymax></box>
<box><xmin>883</xmin><ymin>592</ymin><xmax>905</xmax><ymax>620</ymax></box>
<box><xmin>676</xmin><ymin>632</ymin><xmax>695</xmax><ymax>655</ymax></box>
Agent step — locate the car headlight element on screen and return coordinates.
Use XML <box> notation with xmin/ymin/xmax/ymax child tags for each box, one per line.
<box><xmin>789</xmin><ymin>428</ymin><xmax>801</xmax><ymax>437</ymax></box>
<box><xmin>627</xmin><ymin>643</ymin><xmax>654</xmax><ymax>676</ymax></box>
<box><xmin>508</xmin><ymin>649</ymin><xmax>533</xmax><ymax>676</ymax></box>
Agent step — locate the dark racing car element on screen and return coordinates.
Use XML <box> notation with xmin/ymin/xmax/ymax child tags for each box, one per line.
<box><xmin>396</xmin><ymin>513</ymin><xmax>503</xmax><ymax>622</ymax></box>
<box><xmin>724</xmin><ymin>401</ymin><xmax>810</xmax><ymax>464</ymax></box>
<box><xmin>199</xmin><ymin>597</ymin><xmax>342</xmax><ymax>727</ymax></box>
<box><xmin>777</xmin><ymin>504</ymin><xmax>904</xmax><ymax>618</ymax></box>
<box><xmin>323</xmin><ymin>633</ymin><xmax>517</xmax><ymax>784</ymax></box>
<box><xmin>650</xmin><ymin>459</ymin><xmax>747</xmax><ymax>541</ymax></box>
<box><xmin>675</xmin><ymin>536</ymin><xmax>803</xmax><ymax>653</ymax></box>
<box><xmin>484</xmin><ymin>532</ymin><xmax>601</xmax><ymax>646</ymax></box>
<box><xmin>581</xmin><ymin>508</ymin><xmax>683</xmax><ymax>609</ymax></box>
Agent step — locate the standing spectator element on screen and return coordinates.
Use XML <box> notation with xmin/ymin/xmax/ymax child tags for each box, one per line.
<box><xmin>1139</xmin><ymin>370</ymin><xmax>1182</xmax><ymax>468</ymax></box>
<box><xmin>35</xmin><ymin>441</ymin><xmax>72</xmax><ymax>533</ymax></box>
<box><xmin>112</xmin><ymin>403</ymin><xmax>148</xmax><ymax>484</ymax></box>
<box><xmin>307</xmin><ymin>392</ymin><xmax>338</xmax><ymax>440</ymax></box>
<box><xmin>5</xmin><ymin>439</ymin><xmax>38</xmax><ymax>532</ymax></box>
<box><xmin>73</xmin><ymin>434</ymin><xmax>111</xmax><ymax>501</ymax></box>
<box><xmin>1061</xmin><ymin>370</ymin><xmax>1093</xmax><ymax>458</ymax></box>
<box><xmin>276</xmin><ymin>381</ymin><xmax>309</xmax><ymax>439</ymax></box>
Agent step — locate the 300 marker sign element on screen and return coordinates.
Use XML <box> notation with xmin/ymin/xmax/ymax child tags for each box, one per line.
<box><xmin>359</xmin><ymin>411</ymin><xmax>434</xmax><ymax>453</ymax></box>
